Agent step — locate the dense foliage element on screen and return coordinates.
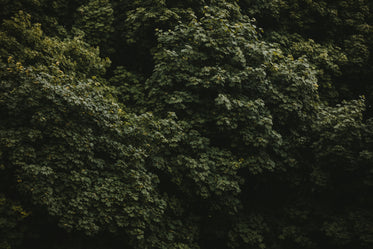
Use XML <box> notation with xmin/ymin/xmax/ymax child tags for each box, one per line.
<box><xmin>0</xmin><ymin>1</ymin><xmax>372</xmax><ymax>249</ymax></box>
<box><xmin>240</xmin><ymin>0</ymin><xmax>373</xmax><ymax>109</ymax></box>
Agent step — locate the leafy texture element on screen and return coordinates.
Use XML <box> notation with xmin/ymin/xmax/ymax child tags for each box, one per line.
<box><xmin>0</xmin><ymin>1</ymin><xmax>372</xmax><ymax>249</ymax></box>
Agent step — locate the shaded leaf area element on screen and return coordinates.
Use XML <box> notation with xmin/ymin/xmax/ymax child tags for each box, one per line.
<box><xmin>0</xmin><ymin>1</ymin><xmax>372</xmax><ymax>249</ymax></box>
<box><xmin>239</xmin><ymin>0</ymin><xmax>373</xmax><ymax>114</ymax></box>
<box><xmin>136</xmin><ymin>4</ymin><xmax>373</xmax><ymax>249</ymax></box>
<box><xmin>0</xmin><ymin>0</ymin><xmax>84</xmax><ymax>37</ymax></box>
<box><xmin>0</xmin><ymin>12</ymin><xmax>197</xmax><ymax>249</ymax></box>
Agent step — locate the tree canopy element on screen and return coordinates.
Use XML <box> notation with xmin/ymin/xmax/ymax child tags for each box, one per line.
<box><xmin>0</xmin><ymin>1</ymin><xmax>372</xmax><ymax>249</ymax></box>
